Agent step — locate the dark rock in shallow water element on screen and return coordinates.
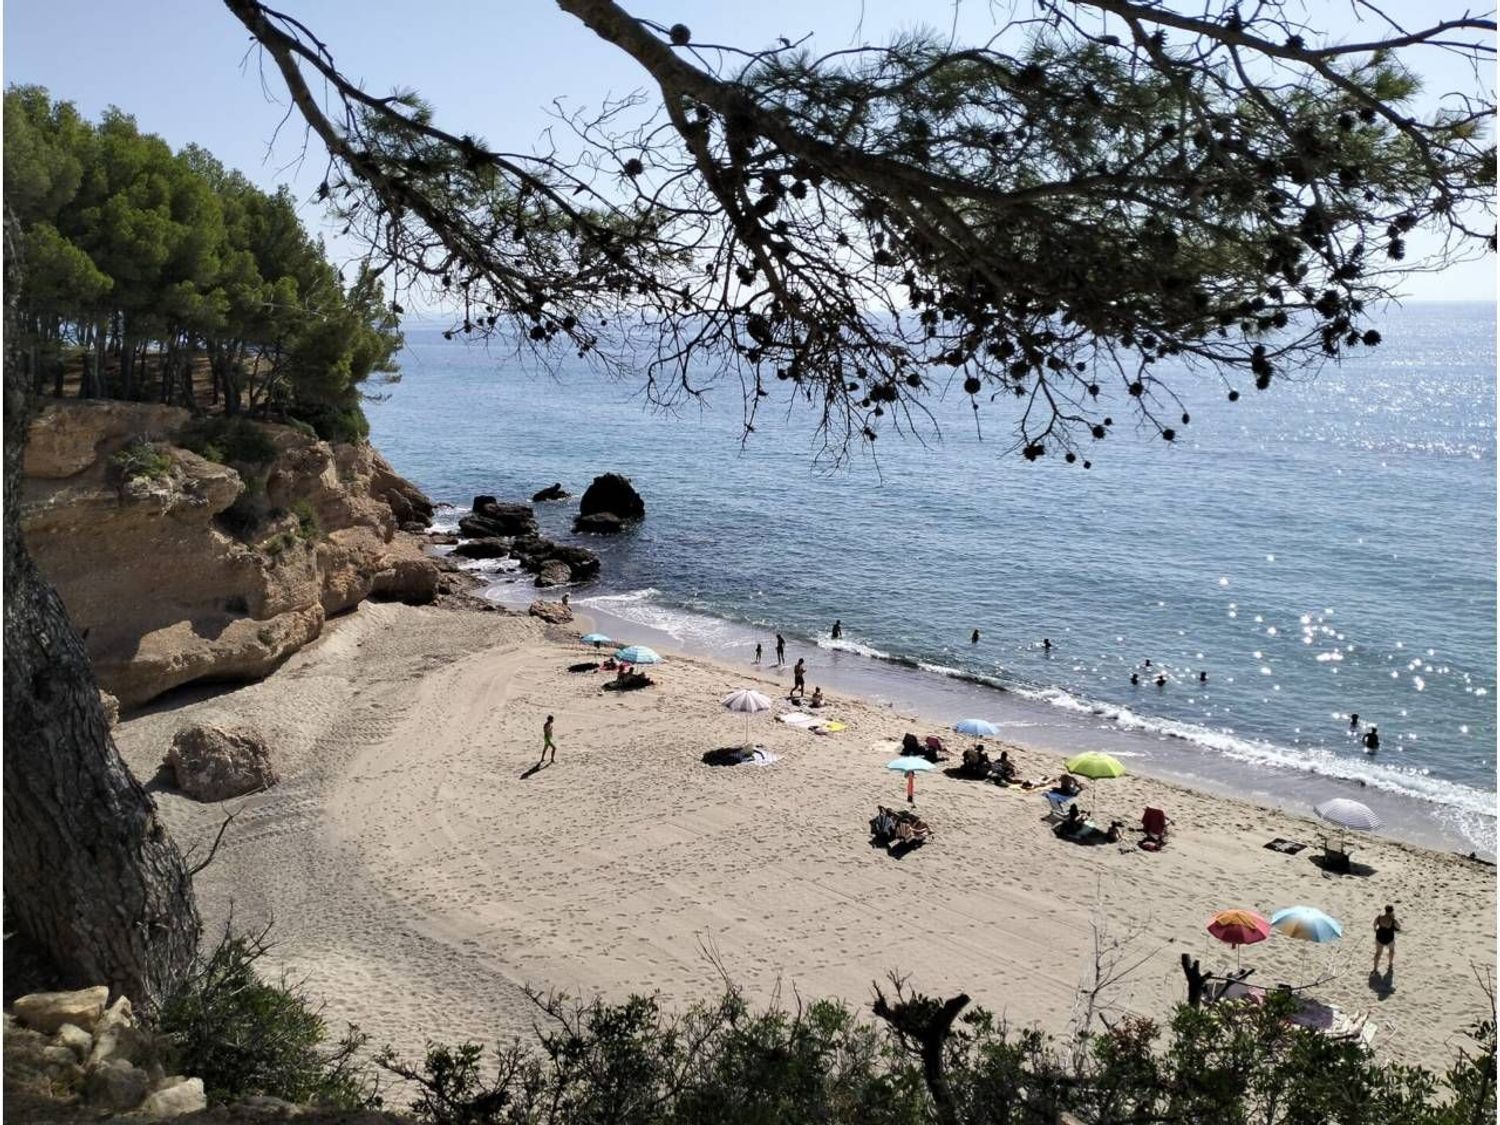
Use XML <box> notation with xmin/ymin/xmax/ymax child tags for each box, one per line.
<box><xmin>451</xmin><ymin>537</ymin><xmax>510</xmax><ymax>559</ymax></box>
<box><xmin>510</xmin><ymin>536</ymin><xmax>599</xmax><ymax>582</ymax></box>
<box><xmin>532</xmin><ymin>482</ymin><xmax>570</xmax><ymax>502</ymax></box>
<box><xmin>545</xmin><ymin>543</ymin><xmax>600</xmax><ymax>578</ymax></box>
<box><xmin>573</xmin><ymin>512</ymin><xmax>626</xmax><ymax>535</ymax></box>
<box><xmin>472</xmin><ymin>494</ymin><xmax>497</xmax><ymax>511</ymax></box>
<box><xmin>535</xmin><ymin>560</ymin><xmax>572</xmax><ymax>587</ymax></box>
<box><xmin>459</xmin><ymin>501</ymin><xmax>536</xmax><ymax>539</ymax></box>
<box><xmin>578</xmin><ymin>473</ymin><xmax>644</xmax><ymax>521</ymax></box>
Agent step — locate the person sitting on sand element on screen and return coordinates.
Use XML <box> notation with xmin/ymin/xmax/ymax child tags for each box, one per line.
<box><xmin>1057</xmin><ymin>772</ymin><xmax>1084</xmax><ymax>797</ymax></box>
<box><xmin>995</xmin><ymin>750</ymin><xmax>1016</xmax><ymax>782</ymax></box>
<box><xmin>901</xmin><ymin>732</ymin><xmax>922</xmax><ymax>757</ymax></box>
<box><xmin>809</xmin><ymin>686</ymin><xmax>825</xmax><ymax>708</ymax></box>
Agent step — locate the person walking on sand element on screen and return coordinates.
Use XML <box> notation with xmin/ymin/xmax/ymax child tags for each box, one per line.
<box><xmin>905</xmin><ymin>769</ymin><xmax>916</xmax><ymax>805</ymax></box>
<box><xmin>754</xmin><ymin>642</ymin><xmax>762</xmax><ymax>665</ymax></box>
<box><xmin>1373</xmin><ymin>904</ymin><xmax>1400</xmax><ymax>971</ymax></box>
<box><xmin>541</xmin><ymin>715</ymin><xmax>557</xmax><ymax>764</ymax></box>
<box><xmin>831</xmin><ymin>619</ymin><xmax>843</xmax><ymax>640</ymax></box>
<box><xmin>775</xmin><ymin>633</ymin><xmax>785</xmax><ymax>665</ymax></box>
<box><xmin>792</xmin><ymin>658</ymin><xmax>807</xmax><ymax>699</ymax></box>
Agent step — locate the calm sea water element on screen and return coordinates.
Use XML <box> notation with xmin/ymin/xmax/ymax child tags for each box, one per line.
<box><xmin>368</xmin><ymin>303</ymin><xmax>1497</xmax><ymax>853</ymax></box>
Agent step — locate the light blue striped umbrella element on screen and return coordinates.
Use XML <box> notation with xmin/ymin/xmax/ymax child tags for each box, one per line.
<box><xmin>581</xmin><ymin>633</ymin><xmax>613</xmax><ymax>647</ymax></box>
<box><xmin>953</xmin><ymin>718</ymin><xmax>999</xmax><ymax>738</ymax></box>
<box><xmin>1270</xmin><ymin>906</ymin><xmax>1343</xmax><ymax>943</ymax></box>
<box><xmin>614</xmin><ymin>645</ymin><xmax>662</xmax><ymax>665</ymax></box>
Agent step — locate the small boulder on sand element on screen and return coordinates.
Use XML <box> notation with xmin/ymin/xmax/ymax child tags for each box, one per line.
<box><xmin>165</xmin><ymin>723</ymin><xmax>278</xmax><ymax>801</ymax></box>
<box><xmin>529</xmin><ymin>600</ymin><xmax>573</xmax><ymax>624</ymax></box>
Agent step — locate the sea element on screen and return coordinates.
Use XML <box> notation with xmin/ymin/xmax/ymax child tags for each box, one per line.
<box><xmin>367</xmin><ymin>302</ymin><xmax>1497</xmax><ymax>858</ymax></box>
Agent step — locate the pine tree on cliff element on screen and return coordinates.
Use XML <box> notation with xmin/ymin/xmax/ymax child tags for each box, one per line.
<box><xmin>3</xmin><ymin>214</ymin><xmax>202</xmax><ymax>1005</ymax></box>
<box><xmin>222</xmin><ymin>0</ymin><xmax>1491</xmax><ymax>463</ymax></box>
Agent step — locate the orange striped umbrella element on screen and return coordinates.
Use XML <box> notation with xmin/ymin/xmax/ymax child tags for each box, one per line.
<box><xmin>1208</xmin><ymin>909</ymin><xmax>1271</xmax><ymax>964</ymax></box>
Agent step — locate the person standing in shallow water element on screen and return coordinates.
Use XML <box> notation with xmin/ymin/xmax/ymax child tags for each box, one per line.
<box><xmin>831</xmin><ymin>619</ymin><xmax>842</xmax><ymax>640</ymax></box>
<box><xmin>971</xmin><ymin>629</ymin><xmax>980</xmax><ymax>644</ymax></box>
<box><xmin>754</xmin><ymin>642</ymin><xmax>762</xmax><ymax>665</ymax></box>
<box><xmin>775</xmin><ymin>633</ymin><xmax>785</xmax><ymax>665</ymax></box>
<box><xmin>1373</xmin><ymin>904</ymin><xmax>1400</xmax><ymax>971</ymax></box>
<box><xmin>1364</xmin><ymin>726</ymin><xmax>1380</xmax><ymax>752</ymax></box>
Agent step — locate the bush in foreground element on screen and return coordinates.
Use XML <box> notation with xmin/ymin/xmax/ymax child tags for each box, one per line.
<box><xmin>374</xmin><ymin>978</ymin><xmax>1496</xmax><ymax>1125</ymax></box>
<box><xmin>153</xmin><ymin>926</ymin><xmax>375</xmax><ymax>1109</ymax></box>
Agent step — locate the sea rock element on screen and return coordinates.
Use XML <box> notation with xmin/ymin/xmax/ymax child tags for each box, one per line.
<box><xmin>573</xmin><ymin>512</ymin><xmax>626</xmax><ymax>535</ymax></box>
<box><xmin>134</xmin><ymin>1076</ymin><xmax>206</xmax><ymax>1118</ymax></box>
<box><xmin>532</xmin><ymin>482</ymin><xmax>570</xmax><ymax>502</ymax></box>
<box><xmin>83</xmin><ymin>1057</ymin><xmax>150</xmax><ymax>1112</ymax></box>
<box><xmin>529</xmin><ymin>599</ymin><xmax>574</xmax><ymax>624</ymax></box>
<box><xmin>577</xmin><ymin>473</ymin><xmax>645</xmax><ymax>522</ymax></box>
<box><xmin>424</xmin><ymin>531</ymin><xmax>458</xmax><ymax>545</ymax></box>
<box><xmin>54</xmin><ymin>1023</ymin><xmax>93</xmax><ymax>1061</ymax></box>
<box><xmin>451</xmin><ymin>537</ymin><xmax>510</xmax><ymax>559</ymax></box>
<box><xmin>464</xmin><ymin>497</ymin><xmax>537</xmax><ymax>537</ymax></box>
<box><xmin>14</xmin><ymin>987</ymin><xmax>109</xmax><ymax>1034</ymax></box>
<box><xmin>20</xmin><ymin>403</ymin><xmax>438</xmax><ymax>706</ymax></box>
<box><xmin>165</xmin><ymin>723</ymin><xmax>278</xmax><ymax>801</ymax></box>
<box><xmin>535</xmin><ymin>560</ymin><xmax>572</xmax><ymax>587</ymax></box>
<box><xmin>544</xmin><ymin>544</ymin><xmax>601</xmax><ymax>579</ymax></box>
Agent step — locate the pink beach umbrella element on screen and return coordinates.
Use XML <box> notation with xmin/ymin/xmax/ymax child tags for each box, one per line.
<box><xmin>1208</xmin><ymin>908</ymin><xmax>1271</xmax><ymax>966</ymax></box>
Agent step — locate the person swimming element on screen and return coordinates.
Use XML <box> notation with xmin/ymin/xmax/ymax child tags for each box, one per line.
<box><xmin>1042</xmin><ymin>637</ymin><xmax>1052</xmax><ymax>652</ymax></box>
<box><xmin>971</xmin><ymin>628</ymin><xmax>980</xmax><ymax>644</ymax></box>
<box><xmin>1199</xmin><ymin>670</ymin><xmax>1208</xmax><ymax>683</ymax></box>
<box><xmin>1130</xmin><ymin>672</ymin><xmax>1140</xmax><ymax>685</ymax></box>
<box><xmin>1350</xmin><ymin>712</ymin><xmax>1360</xmax><ymax>729</ymax></box>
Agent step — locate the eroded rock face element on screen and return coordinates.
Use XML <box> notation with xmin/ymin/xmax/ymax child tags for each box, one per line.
<box><xmin>20</xmin><ymin>402</ymin><xmax>440</xmax><ymax>707</ymax></box>
<box><xmin>165</xmin><ymin>723</ymin><xmax>278</xmax><ymax>801</ymax></box>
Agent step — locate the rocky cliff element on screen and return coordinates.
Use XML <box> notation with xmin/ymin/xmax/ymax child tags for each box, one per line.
<box><xmin>20</xmin><ymin>401</ymin><xmax>441</xmax><ymax>708</ymax></box>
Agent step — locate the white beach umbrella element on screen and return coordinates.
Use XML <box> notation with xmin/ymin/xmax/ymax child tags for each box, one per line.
<box><xmin>722</xmin><ymin>689</ymin><xmax>773</xmax><ymax>748</ymax></box>
<box><xmin>1314</xmin><ymin>798</ymin><xmax>1382</xmax><ymax>832</ymax></box>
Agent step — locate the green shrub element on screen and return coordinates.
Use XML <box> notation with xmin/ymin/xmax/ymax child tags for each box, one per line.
<box><xmin>289</xmin><ymin>401</ymin><xmax>369</xmax><ymax>445</ymax></box>
<box><xmin>155</xmin><ymin>928</ymin><xmax>376</xmax><ymax>1108</ymax></box>
<box><xmin>109</xmin><ymin>438</ymin><xmax>173</xmax><ymax>482</ymax></box>
<box><xmin>290</xmin><ymin>499</ymin><xmax>321</xmax><ymax>540</ymax></box>
<box><xmin>261</xmin><ymin>531</ymin><xmax>298</xmax><ymax>557</ymax></box>
<box><xmin>180</xmin><ymin>417</ymin><xmax>279</xmax><ymax>466</ymax></box>
<box><xmin>286</xmin><ymin>417</ymin><xmax>319</xmax><ymax>441</ymax></box>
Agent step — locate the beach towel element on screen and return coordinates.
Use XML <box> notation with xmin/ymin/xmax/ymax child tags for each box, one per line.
<box><xmin>1263</xmin><ymin>838</ymin><xmax>1307</xmax><ymax>855</ymax></box>
<box><xmin>778</xmin><ymin>712</ymin><xmax>817</xmax><ymax>728</ymax></box>
<box><xmin>817</xmin><ymin>720</ymin><xmax>847</xmax><ymax>733</ymax></box>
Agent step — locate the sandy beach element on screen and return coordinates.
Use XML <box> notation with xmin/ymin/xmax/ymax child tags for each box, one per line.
<box><xmin>114</xmin><ymin>599</ymin><xmax>1497</xmax><ymax>1077</ymax></box>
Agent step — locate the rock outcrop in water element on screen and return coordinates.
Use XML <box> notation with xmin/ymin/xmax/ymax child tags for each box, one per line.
<box><xmin>531</xmin><ymin>482</ymin><xmax>570</xmax><ymax>502</ymax></box>
<box><xmin>574</xmin><ymin>472</ymin><xmax>644</xmax><ymax>533</ymax></box>
<box><xmin>21</xmin><ymin>400</ymin><xmax>440</xmax><ymax>708</ymax></box>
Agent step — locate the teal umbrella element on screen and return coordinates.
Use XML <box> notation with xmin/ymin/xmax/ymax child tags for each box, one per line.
<box><xmin>886</xmin><ymin>757</ymin><xmax>937</xmax><ymax>772</ymax></box>
<box><xmin>1270</xmin><ymin>906</ymin><xmax>1343</xmax><ymax>943</ymax></box>
<box><xmin>581</xmin><ymin>633</ymin><xmax>613</xmax><ymax>647</ymax></box>
<box><xmin>615</xmin><ymin>645</ymin><xmax>662</xmax><ymax>665</ymax></box>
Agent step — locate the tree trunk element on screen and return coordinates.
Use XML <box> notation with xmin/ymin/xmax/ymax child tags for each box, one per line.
<box><xmin>3</xmin><ymin>218</ymin><xmax>201</xmax><ymax>1009</ymax></box>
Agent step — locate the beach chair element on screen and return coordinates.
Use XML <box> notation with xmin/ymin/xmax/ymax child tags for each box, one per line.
<box><xmin>1141</xmin><ymin>807</ymin><xmax>1170</xmax><ymax>851</ymax></box>
<box><xmin>1044</xmin><ymin>789</ymin><xmax>1078</xmax><ymax>819</ymax></box>
<box><xmin>1318</xmin><ymin>835</ymin><xmax>1355</xmax><ymax>873</ymax></box>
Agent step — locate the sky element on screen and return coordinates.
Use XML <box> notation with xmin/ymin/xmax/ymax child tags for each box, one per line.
<box><xmin>3</xmin><ymin>0</ymin><xmax>1495</xmax><ymax>301</ymax></box>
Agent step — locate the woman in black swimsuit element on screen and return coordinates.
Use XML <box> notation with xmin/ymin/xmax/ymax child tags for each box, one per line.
<box><xmin>1373</xmin><ymin>904</ymin><xmax>1400</xmax><ymax>971</ymax></box>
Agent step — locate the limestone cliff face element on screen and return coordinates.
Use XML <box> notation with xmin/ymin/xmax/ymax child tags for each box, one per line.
<box><xmin>21</xmin><ymin>401</ymin><xmax>440</xmax><ymax>708</ymax></box>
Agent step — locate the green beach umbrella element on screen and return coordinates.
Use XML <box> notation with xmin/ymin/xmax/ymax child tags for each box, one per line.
<box><xmin>1065</xmin><ymin>751</ymin><xmax>1127</xmax><ymax>779</ymax></box>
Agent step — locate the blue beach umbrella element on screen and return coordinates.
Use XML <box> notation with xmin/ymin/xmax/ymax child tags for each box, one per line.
<box><xmin>886</xmin><ymin>756</ymin><xmax>937</xmax><ymax>772</ymax></box>
<box><xmin>1270</xmin><ymin>906</ymin><xmax>1343</xmax><ymax>943</ymax></box>
<box><xmin>615</xmin><ymin>645</ymin><xmax>662</xmax><ymax>665</ymax></box>
<box><xmin>953</xmin><ymin>718</ymin><xmax>999</xmax><ymax>738</ymax></box>
<box><xmin>581</xmin><ymin>633</ymin><xmax>613</xmax><ymax>648</ymax></box>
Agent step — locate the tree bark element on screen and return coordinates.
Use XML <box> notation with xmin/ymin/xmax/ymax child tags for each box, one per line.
<box><xmin>3</xmin><ymin>216</ymin><xmax>202</xmax><ymax>1008</ymax></box>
